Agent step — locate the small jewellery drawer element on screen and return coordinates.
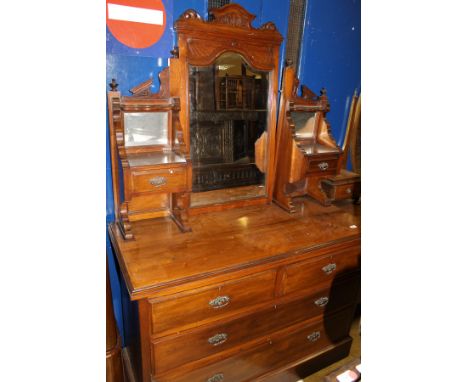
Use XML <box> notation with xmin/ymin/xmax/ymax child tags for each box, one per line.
<box><xmin>152</xmin><ymin>276</ymin><xmax>359</xmax><ymax>374</ymax></box>
<box><xmin>306</xmin><ymin>156</ymin><xmax>339</xmax><ymax>176</ymax></box>
<box><xmin>155</xmin><ymin>307</ymin><xmax>354</xmax><ymax>382</ymax></box>
<box><xmin>130</xmin><ymin>166</ymin><xmax>187</xmax><ymax>195</ymax></box>
<box><xmin>150</xmin><ymin>270</ymin><xmax>276</xmax><ymax>336</ymax></box>
<box><xmin>280</xmin><ymin>249</ymin><xmax>360</xmax><ymax>296</ymax></box>
<box><xmin>321</xmin><ymin>181</ymin><xmax>360</xmax><ymax>201</ymax></box>
<box><xmin>333</xmin><ymin>183</ymin><xmax>358</xmax><ymax>200</ymax></box>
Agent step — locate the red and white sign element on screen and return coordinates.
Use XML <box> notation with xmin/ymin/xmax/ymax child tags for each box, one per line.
<box><xmin>106</xmin><ymin>0</ymin><xmax>166</xmax><ymax>49</ymax></box>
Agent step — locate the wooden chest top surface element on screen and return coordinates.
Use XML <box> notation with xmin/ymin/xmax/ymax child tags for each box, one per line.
<box><xmin>109</xmin><ymin>198</ymin><xmax>360</xmax><ymax>299</ymax></box>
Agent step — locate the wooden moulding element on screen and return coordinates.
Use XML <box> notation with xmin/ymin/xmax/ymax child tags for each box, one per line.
<box><xmin>106</xmin><ymin>258</ymin><xmax>124</xmax><ymax>382</ymax></box>
<box><xmin>174</xmin><ymin>3</ymin><xmax>283</xmax><ymax>211</ymax></box>
<box><xmin>274</xmin><ymin>63</ymin><xmax>342</xmax><ymax>212</ymax></box>
<box><xmin>107</xmin><ymin>67</ymin><xmax>192</xmax><ymax>238</ymax></box>
<box><xmin>319</xmin><ymin>91</ymin><xmax>361</xmax><ymax>205</ymax></box>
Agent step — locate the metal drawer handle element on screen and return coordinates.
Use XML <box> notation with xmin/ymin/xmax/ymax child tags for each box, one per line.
<box><xmin>208</xmin><ymin>333</ymin><xmax>228</xmax><ymax>346</ymax></box>
<box><xmin>209</xmin><ymin>295</ymin><xmax>230</xmax><ymax>309</ymax></box>
<box><xmin>307</xmin><ymin>331</ymin><xmax>321</xmax><ymax>342</ymax></box>
<box><xmin>318</xmin><ymin>162</ymin><xmax>329</xmax><ymax>171</ymax></box>
<box><xmin>322</xmin><ymin>263</ymin><xmax>337</xmax><ymax>275</ymax></box>
<box><xmin>346</xmin><ymin>188</ymin><xmax>352</xmax><ymax>194</ymax></box>
<box><xmin>207</xmin><ymin>374</ymin><xmax>224</xmax><ymax>382</ymax></box>
<box><xmin>149</xmin><ymin>176</ymin><xmax>167</xmax><ymax>187</ymax></box>
<box><xmin>314</xmin><ymin>296</ymin><xmax>329</xmax><ymax>308</ymax></box>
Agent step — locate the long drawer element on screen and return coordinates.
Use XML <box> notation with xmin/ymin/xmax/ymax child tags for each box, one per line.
<box><xmin>279</xmin><ymin>248</ymin><xmax>360</xmax><ymax>296</ymax></box>
<box><xmin>155</xmin><ymin>306</ymin><xmax>355</xmax><ymax>382</ymax></box>
<box><xmin>152</xmin><ymin>276</ymin><xmax>359</xmax><ymax>375</ymax></box>
<box><xmin>150</xmin><ymin>270</ymin><xmax>276</xmax><ymax>337</ymax></box>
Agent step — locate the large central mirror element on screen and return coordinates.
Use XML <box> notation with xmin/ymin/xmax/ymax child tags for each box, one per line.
<box><xmin>189</xmin><ymin>52</ymin><xmax>269</xmax><ymax>206</ymax></box>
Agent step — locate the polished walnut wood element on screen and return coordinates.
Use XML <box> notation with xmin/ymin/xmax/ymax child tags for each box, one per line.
<box><xmin>108</xmin><ymin>4</ymin><xmax>360</xmax><ymax>382</ymax></box>
<box><xmin>274</xmin><ymin>64</ymin><xmax>343</xmax><ymax>211</ymax></box>
<box><xmin>109</xmin><ymin>197</ymin><xmax>360</xmax><ymax>382</ymax></box>
<box><xmin>107</xmin><ymin>258</ymin><xmax>124</xmax><ymax>382</ymax></box>
<box><xmin>172</xmin><ymin>4</ymin><xmax>283</xmax><ymax>210</ymax></box>
<box><xmin>319</xmin><ymin>91</ymin><xmax>361</xmax><ymax>204</ymax></box>
<box><xmin>108</xmin><ymin>69</ymin><xmax>192</xmax><ymax>238</ymax></box>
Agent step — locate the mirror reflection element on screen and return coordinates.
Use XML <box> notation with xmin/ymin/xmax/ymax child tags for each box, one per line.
<box><xmin>290</xmin><ymin>111</ymin><xmax>317</xmax><ymax>139</ymax></box>
<box><xmin>189</xmin><ymin>53</ymin><xmax>269</xmax><ymax>203</ymax></box>
<box><xmin>124</xmin><ymin>112</ymin><xmax>168</xmax><ymax>147</ymax></box>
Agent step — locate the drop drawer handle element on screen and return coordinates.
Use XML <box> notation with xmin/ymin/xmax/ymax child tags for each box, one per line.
<box><xmin>207</xmin><ymin>374</ymin><xmax>224</xmax><ymax>382</ymax></box>
<box><xmin>149</xmin><ymin>176</ymin><xmax>167</xmax><ymax>187</ymax></box>
<box><xmin>307</xmin><ymin>331</ymin><xmax>321</xmax><ymax>342</ymax></box>
<box><xmin>322</xmin><ymin>263</ymin><xmax>337</xmax><ymax>275</ymax></box>
<box><xmin>208</xmin><ymin>333</ymin><xmax>228</xmax><ymax>346</ymax></box>
<box><xmin>314</xmin><ymin>296</ymin><xmax>329</xmax><ymax>307</ymax></box>
<box><xmin>318</xmin><ymin>162</ymin><xmax>329</xmax><ymax>171</ymax></box>
<box><xmin>209</xmin><ymin>296</ymin><xmax>230</xmax><ymax>309</ymax></box>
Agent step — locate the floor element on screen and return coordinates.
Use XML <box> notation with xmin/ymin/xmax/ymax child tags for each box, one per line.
<box><xmin>303</xmin><ymin>316</ymin><xmax>361</xmax><ymax>381</ymax></box>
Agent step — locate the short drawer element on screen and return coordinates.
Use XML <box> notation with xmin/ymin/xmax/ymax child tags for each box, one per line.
<box><xmin>322</xmin><ymin>181</ymin><xmax>360</xmax><ymax>201</ymax></box>
<box><xmin>155</xmin><ymin>307</ymin><xmax>354</xmax><ymax>382</ymax></box>
<box><xmin>333</xmin><ymin>183</ymin><xmax>358</xmax><ymax>200</ymax></box>
<box><xmin>280</xmin><ymin>249</ymin><xmax>360</xmax><ymax>296</ymax></box>
<box><xmin>150</xmin><ymin>270</ymin><xmax>276</xmax><ymax>336</ymax></box>
<box><xmin>306</xmin><ymin>156</ymin><xmax>339</xmax><ymax>176</ymax></box>
<box><xmin>152</xmin><ymin>276</ymin><xmax>359</xmax><ymax>375</ymax></box>
<box><xmin>130</xmin><ymin>166</ymin><xmax>187</xmax><ymax>195</ymax></box>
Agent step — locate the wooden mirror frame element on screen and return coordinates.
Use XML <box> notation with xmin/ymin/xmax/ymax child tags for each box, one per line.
<box><xmin>170</xmin><ymin>4</ymin><xmax>283</xmax><ymax>213</ymax></box>
<box><xmin>274</xmin><ymin>64</ymin><xmax>343</xmax><ymax>212</ymax></box>
<box><xmin>108</xmin><ymin>69</ymin><xmax>192</xmax><ymax>239</ymax></box>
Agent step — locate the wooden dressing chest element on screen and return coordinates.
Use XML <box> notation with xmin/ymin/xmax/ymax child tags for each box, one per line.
<box><xmin>107</xmin><ymin>5</ymin><xmax>360</xmax><ymax>381</ymax></box>
<box><xmin>109</xmin><ymin>198</ymin><xmax>360</xmax><ymax>382</ymax></box>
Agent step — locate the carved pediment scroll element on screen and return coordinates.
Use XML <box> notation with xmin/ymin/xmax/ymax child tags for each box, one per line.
<box><xmin>210</xmin><ymin>4</ymin><xmax>255</xmax><ymax>29</ymax></box>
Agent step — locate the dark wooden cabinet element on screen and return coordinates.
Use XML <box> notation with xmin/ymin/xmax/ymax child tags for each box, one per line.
<box><xmin>107</xmin><ymin>4</ymin><xmax>360</xmax><ymax>382</ymax></box>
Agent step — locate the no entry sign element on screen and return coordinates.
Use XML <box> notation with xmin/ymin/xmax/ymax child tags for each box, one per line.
<box><xmin>106</xmin><ymin>0</ymin><xmax>167</xmax><ymax>49</ymax></box>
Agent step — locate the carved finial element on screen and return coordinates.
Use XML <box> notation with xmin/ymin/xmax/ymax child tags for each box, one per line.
<box><xmin>170</xmin><ymin>46</ymin><xmax>179</xmax><ymax>58</ymax></box>
<box><xmin>109</xmin><ymin>78</ymin><xmax>118</xmax><ymax>91</ymax></box>
<box><xmin>353</xmin><ymin>88</ymin><xmax>358</xmax><ymax>97</ymax></box>
<box><xmin>260</xmin><ymin>22</ymin><xmax>277</xmax><ymax>31</ymax></box>
<box><xmin>320</xmin><ymin>88</ymin><xmax>327</xmax><ymax>96</ymax></box>
<box><xmin>179</xmin><ymin>9</ymin><xmax>202</xmax><ymax>21</ymax></box>
<box><xmin>286</xmin><ymin>59</ymin><xmax>293</xmax><ymax>67</ymax></box>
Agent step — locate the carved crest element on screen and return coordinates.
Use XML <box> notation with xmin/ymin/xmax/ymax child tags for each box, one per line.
<box><xmin>129</xmin><ymin>78</ymin><xmax>152</xmax><ymax>97</ymax></box>
<box><xmin>288</xmin><ymin>70</ymin><xmax>330</xmax><ymax>112</ymax></box>
<box><xmin>177</xmin><ymin>4</ymin><xmax>279</xmax><ymax>33</ymax></box>
<box><xmin>210</xmin><ymin>4</ymin><xmax>255</xmax><ymax>29</ymax></box>
<box><xmin>129</xmin><ymin>67</ymin><xmax>170</xmax><ymax>99</ymax></box>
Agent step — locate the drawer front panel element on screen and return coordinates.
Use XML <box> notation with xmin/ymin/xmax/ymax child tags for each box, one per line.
<box><xmin>152</xmin><ymin>276</ymin><xmax>359</xmax><ymax>374</ymax></box>
<box><xmin>131</xmin><ymin>167</ymin><xmax>187</xmax><ymax>195</ymax></box>
<box><xmin>281</xmin><ymin>249</ymin><xmax>360</xmax><ymax>296</ymax></box>
<box><xmin>150</xmin><ymin>270</ymin><xmax>276</xmax><ymax>336</ymax></box>
<box><xmin>306</xmin><ymin>157</ymin><xmax>339</xmax><ymax>176</ymax></box>
<box><xmin>156</xmin><ymin>307</ymin><xmax>354</xmax><ymax>382</ymax></box>
<box><xmin>333</xmin><ymin>183</ymin><xmax>359</xmax><ymax>200</ymax></box>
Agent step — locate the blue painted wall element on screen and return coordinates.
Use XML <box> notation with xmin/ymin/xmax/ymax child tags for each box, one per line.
<box><xmin>298</xmin><ymin>0</ymin><xmax>361</xmax><ymax>147</ymax></box>
<box><xmin>106</xmin><ymin>0</ymin><xmax>360</xmax><ymax>345</ymax></box>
